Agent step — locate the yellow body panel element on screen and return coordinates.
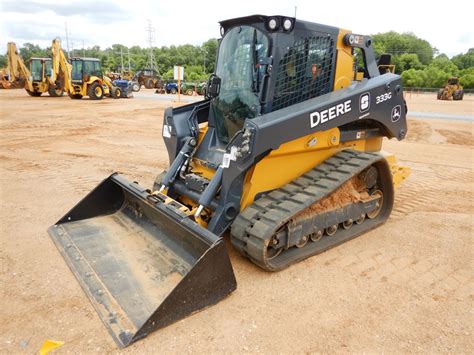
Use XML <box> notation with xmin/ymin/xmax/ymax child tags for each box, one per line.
<box><xmin>333</xmin><ymin>29</ymin><xmax>354</xmax><ymax>91</ymax></box>
<box><xmin>191</xmin><ymin>123</ymin><xmax>216</xmax><ymax>180</ymax></box>
<box><xmin>240</xmin><ymin>132</ymin><xmax>387</xmax><ymax>210</ymax></box>
<box><xmin>71</xmin><ymin>76</ymin><xmax>110</xmax><ymax>96</ymax></box>
<box><xmin>381</xmin><ymin>152</ymin><xmax>411</xmax><ymax>189</ymax></box>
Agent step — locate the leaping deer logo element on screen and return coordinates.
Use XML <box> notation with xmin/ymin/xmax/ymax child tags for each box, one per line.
<box><xmin>391</xmin><ymin>105</ymin><xmax>401</xmax><ymax>122</ymax></box>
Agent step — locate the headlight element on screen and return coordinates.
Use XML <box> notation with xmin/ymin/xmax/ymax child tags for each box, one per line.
<box><xmin>220</xmin><ymin>26</ymin><xmax>225</xmax><ymax>36</ymax></box>
<box><xmin>267</xmin><ymin>17</ymin><xmax>278</xmax><ymax>30</ymax></box>
<box><xmin>283</xmin><ymin>18</ymin><xmax>292</xmax><ymax>31</ymax></box>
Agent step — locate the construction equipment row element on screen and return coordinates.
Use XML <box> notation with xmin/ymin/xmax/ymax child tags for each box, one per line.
<box><xmin>1</xmin><ymin>39</ymin><xmax>131</xmax><ymax>99</ymax></box>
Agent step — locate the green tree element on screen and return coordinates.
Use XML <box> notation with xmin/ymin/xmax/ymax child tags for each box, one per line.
<box><xmin>372</xmin><ymin>31</ymin><xmax>435</xmax><ymax>73</ymax></box>
<box><xmin>202</xmin><ymin>39</ymin><xmax>218</xmax><ymax>73</ymax></box>
<box><xmin>19</xmin><ymin>43</ymin><xmax>50</xmax><ymax>62</ymax></box>
<box><xmin>451</xmin><ymin>48</ymin><xmax>474</xmax><ymax>70</ymax></box>
<box><xmin>458</xmin><ymin>66</ymin><xmax>474</xmax><ymax>88</ymax></box>
<box><xmin>401</xmin><ymin>68</ymin><xmax>425</xmax><ymax>87</ymax></box>
<box><xmin>430</xmin><ymin>54</ymin><xmax>459</xmax><ymax>75</ymax></box>
<box><xmin>397</xmin><ymin>53</ymin><xmax>423</xmax><ymax>71</ymax></box>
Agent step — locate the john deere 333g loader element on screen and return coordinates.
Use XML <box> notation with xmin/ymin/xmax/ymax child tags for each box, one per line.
<box><xmin>49</xmin><ymin>15</ymin><xmax>410</xmax><ymax>347</ymax></box>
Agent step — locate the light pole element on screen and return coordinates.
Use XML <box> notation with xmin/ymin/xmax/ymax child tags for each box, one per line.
<box><xmin>202</xmin><ymin>49</ymin><xmax>208</xmax><ymax>73</ymax></box>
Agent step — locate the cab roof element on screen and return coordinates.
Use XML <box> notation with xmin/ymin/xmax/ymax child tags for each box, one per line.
<box><xmin>219</xmin><ymin>14</ymin><xmax>339</xmax><ymax>35</ymax></box>
<box><xmin>71</xmin><ymin>57</ymin><xmax>101</xmax><ymax>62</ymax></box>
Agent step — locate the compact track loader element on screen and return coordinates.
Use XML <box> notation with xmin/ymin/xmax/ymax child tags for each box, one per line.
<box><xmin>49</xmin><ymin>15</ymin><xmax>410</xmax><ymax>347</ymax></box>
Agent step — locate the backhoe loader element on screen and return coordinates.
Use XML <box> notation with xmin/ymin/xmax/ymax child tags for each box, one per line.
<box><xmin>2</xmin><ymin>41</ymin><xmax>68</xmax><ymax>96</ymax></box>
<box><xmin>68</xmin><ymin>57</ymin><xmax>123</xmax><ymax>99</ymax></box>
<box><xmin>49</xmin><ymin>15</ymin><xmax>410</xmax><ymax>347</ymax></box>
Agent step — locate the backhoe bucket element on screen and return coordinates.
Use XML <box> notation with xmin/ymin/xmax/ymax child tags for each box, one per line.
<box><xmin>48</xmin><ymin>173</ymin><xmax>236</xmax><ymax>347</ymax></box>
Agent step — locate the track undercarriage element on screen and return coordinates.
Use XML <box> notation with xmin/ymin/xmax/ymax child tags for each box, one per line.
<box><xmin>231</xmin><ymin>150</ymin><xmax>394</xmax><ymax>271</ymax></box>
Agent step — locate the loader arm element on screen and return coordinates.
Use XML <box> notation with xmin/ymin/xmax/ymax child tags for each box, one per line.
<box><xmin>51</xmin><ymin>38</ymin><xmax>73</xmax><ymax>94</ymax></box>
<box><xmin>6</xmin><ymin>42</ymin><xmax>33</xmax><ymax>92</ymax></box>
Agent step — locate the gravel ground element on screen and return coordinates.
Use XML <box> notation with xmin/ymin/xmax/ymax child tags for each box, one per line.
<box><xmin>0</xmin><ymin>90</ymin><xmax>472</xmax><ymax>353</ymax></box>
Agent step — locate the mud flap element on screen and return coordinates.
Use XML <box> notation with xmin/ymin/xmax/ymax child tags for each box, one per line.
<box><xmin>48</xmin><ymin>173</ymin><xmax>237</xmax><ymax>347</ymax></box>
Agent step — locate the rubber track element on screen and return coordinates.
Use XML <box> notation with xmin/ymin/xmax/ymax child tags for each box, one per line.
<box><xmin>230</xmin><ymin>149</ymin><xmax>385</xmax><ymax>270</ymax></box>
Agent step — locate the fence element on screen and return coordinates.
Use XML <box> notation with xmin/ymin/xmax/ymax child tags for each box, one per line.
<box><xmin>403</xmin><ymin>87</ymin><xmax>474</xmax><ymax>95</ymax></box>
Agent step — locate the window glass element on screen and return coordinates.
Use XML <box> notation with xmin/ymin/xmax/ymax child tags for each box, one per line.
<box><xmin>272</xmin><ymin>36</ymin><xmax>334</xmax><ymax>111</ymax></box>
<box><xmin>30</xmin><ymin>59</ymin><xmax>42</xmax><ymax>82</ymax></box>
<box><xmin>72</xmin><ymin>60</ymin><xmax>83</xmax><ymax>81</ymax></box>
<box><xmin>211</xmin><ymin>26</ymin><xmax>270</xmax><ymax>143</ymax></box>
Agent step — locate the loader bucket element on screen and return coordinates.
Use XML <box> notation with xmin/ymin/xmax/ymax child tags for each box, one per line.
<box><xmin>48</xmin><ymin>173</ymin><xmax>236</xmax><ymax>347</ymax></box>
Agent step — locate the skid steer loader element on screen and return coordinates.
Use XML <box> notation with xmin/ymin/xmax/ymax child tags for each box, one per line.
<box><xmin>49</xmin><ymin>15</ymin><xmax>410</xmax><ymax>347</ymax></box>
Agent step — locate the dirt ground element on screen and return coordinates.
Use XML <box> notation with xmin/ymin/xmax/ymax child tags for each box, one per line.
<box><xmin>0</xmin><ymin>90</ymin><xmax>472</xmax><ymax>353</ymax></box>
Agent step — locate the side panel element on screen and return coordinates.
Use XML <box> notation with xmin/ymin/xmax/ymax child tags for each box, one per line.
<box><xmin>333</xmin><ymin>29</ymin><xmax>354</xmax><ymax>91</ymax></box>
<box><xmin>240</xmin><ymin>131</ymin><xmax>383</xmax><ymax>210</ymax></box>
<box><xmin>248</xmin><ymin>73</ymin><xmax>407</xmax><ymax>148</ymax></box>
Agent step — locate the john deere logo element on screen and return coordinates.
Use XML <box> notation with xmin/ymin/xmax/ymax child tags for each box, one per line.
<box><xmin>391</xmin><ymin>105</ymin><xmax>401</xmax><ymax>122</ymax></box>
<box><xmin>310</xmin><ymin>100</ymin><xmax>352</xmax><ymax>128</ymax></box>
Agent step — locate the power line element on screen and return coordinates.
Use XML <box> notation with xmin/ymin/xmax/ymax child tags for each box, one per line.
<box><xmin>145</xmin><ymin>20</ymin><xmax>157</xmax><ymax>71</ymax></box>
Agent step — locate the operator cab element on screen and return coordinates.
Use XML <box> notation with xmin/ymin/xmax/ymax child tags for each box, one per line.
<box><xmin>447</xmin><ymin>77</ymin><xmax>459</xmax><ymax>85</ymax></box>
<box><xmin>29</xmin><ymin>58</ymin><xmax>52</xmax><ymax>83</ymax></box>
<box><xmin>209</xmin><ymin>15</ymin><xmax>338</xmax><ymax>144</ymax></box>
<box><xmin>71</xmin><ymin>57</ymin><xmax>103</xmax><ymax>83</ymax></box>
<box><xmin>164</xmin><ymin>15</ymin><xmax>341</xmax><ymax>167</ymax></box>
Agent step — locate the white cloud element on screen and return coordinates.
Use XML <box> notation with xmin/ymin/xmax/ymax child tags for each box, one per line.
<box><xmin>1</xmin><ymin>0</ymin><xmax>473</xmax><ymax>57</ymax></box>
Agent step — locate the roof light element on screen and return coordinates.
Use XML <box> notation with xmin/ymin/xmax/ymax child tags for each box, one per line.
<box><xmin>283</xmin><ymin>18</ymin><xmax>292</xmax><ymax>31</ymax></box>
<box><xmin>267</xmin><ymin>18</ymin><xmax>278</xmax><ymax>30</ymax></box>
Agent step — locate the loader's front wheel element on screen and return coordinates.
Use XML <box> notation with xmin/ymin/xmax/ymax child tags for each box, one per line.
<box><xmin>111</xmin><ymin>86</ymin><xmax>121</xmax><ymax>99</ymax></box>
<box><xmin>145</xmin><ymin>78</ymin><xmax>155</xmax><ymax>89</ymax></box>
<box><xmin>186</xmin><ymin>89</ymin><xmax>193</xmax><ymax>96</ymax></box>
<box><xmin>453</xmin><ymin>90</ymin><xmax>464</xmax><ymax>100</ymax></box>
<box><xmin>88</xmin><ymin>82</ymin><xmax>104</xmax><ymax>100</ymax></box>
<box><xmin>131</xmin><ymin>82</ymin><xmax>140</xmax><ymax>92</ymax></box>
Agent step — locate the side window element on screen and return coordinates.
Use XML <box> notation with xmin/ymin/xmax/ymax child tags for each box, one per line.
<box><xmin>272</xmin><ymin>36</ymin><xmax>335</xmax><ymax>111</ymax></box>
<box><xmin>30</xmin><ymin>60</ymin><xmax>42</xmax><ymax>82</ymax></box>
<box><xmin>84</xmin><ymin>61</ymin><xmax>94</xmax><ymax>76</ymax></box>
<box><xmin>45</xmin><ymin>61</ymin><xmax>52</xmax><ymax>78</ymax></box>
<box><xmin>72</xmin><ymin>61</ymin><xmax>83</xmax><ymax>81</ymax></box>
<box><xmin>93</xmin><ymin>61</ymin><xmax>102</xmax><ymax>77</ymax></box>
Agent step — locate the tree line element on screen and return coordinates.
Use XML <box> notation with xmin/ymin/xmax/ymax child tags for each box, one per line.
<box><xmin>372</xmin><ymin>32</ymin><xmax>473</xmax><ymax>89</ymax></box>
<box><xmin>1</xmin><ymin>32</ymin><xmax>472</xmax><ymax>88</ymax></box>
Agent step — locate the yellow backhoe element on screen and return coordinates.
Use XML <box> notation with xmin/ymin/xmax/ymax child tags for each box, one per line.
<box><xmin>67</xmin><ymin>57</ymin><xmax>122</xmax><ymax>99</ymax></box>
<box><xmin>2</xmin><ymin>41</ymin><xmax>69</xmax><ymax>96</ymax></box>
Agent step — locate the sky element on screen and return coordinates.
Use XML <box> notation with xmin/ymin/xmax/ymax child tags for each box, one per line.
<box><xmin>1</xmin><ymin>0</ymin><xmax>473</xmax><ymax>57</ymax></box>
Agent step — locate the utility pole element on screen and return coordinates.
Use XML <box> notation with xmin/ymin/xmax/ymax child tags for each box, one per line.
<box><xmin>202</xmin><ymin>49</ymin><xmax>207</xmax><ymax>72</ymax></box>
<box><xmin>145</xmin><ymin>20</ymin><xmax>157</xmax><ymax>71</ymax></box>
<box><xmin>64</xmin><ymin>22</ymin><xmax>70</xmax><ymax>58</ymax></box>
<box><xmin>127</xmin><ymin>48</ymin><xmax>131</xmax><ymax>72</ymax></box>
<box><xmin>82</xmin><ymin>40</ymin><xmax>85</xmax><ymax>57</ymax></box>
<box><xmin>120</xmin><ymin>47</ymin><xmax>124</xmax><ymax>72</ymax></box>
